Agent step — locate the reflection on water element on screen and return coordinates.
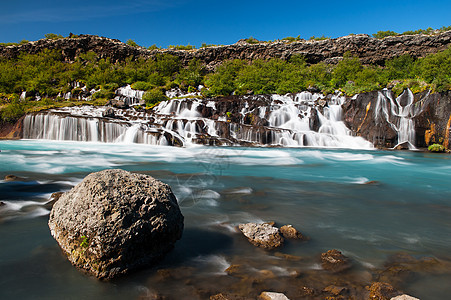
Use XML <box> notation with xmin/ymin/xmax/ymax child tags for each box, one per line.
<box><xmin>1</xmin><ymin>140</ymin><xmax>451</xmax><ymax>299</ymax></box>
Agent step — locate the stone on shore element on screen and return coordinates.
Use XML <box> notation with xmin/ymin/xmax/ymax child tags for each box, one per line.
<box><xmin>320</xmin><ymin>249</ymin><xmax>351</xmax><ymax>273</ymax></box>
<box><xmin>258</xmin><ymin>291</ymin><xmax>290</xmax><ymax>300</ymax></box>
<box><xmin>390</xmin><ymin>295</ymin><xmax>420</xmax><ymax>300</ymax></box>
<box><xmin>238</xmin><ymin>223</ymin><xmax>283</xmax><ymax>249</ymax></box>
<box><xmin>48</xmin><ymin>169</ymin><xmax>184</xmax><ymax>279</ymax></box>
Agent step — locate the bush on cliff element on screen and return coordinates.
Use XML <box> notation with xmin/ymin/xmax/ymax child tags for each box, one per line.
<box><xmin>372</xmin><ymin>30</ymin><xmax>399</xmax><ymax>39</ymax></box>
<box><xmin>428</xmin><ymin>143</ymin><xmax>446</xmax><ymax>152</ymax></box>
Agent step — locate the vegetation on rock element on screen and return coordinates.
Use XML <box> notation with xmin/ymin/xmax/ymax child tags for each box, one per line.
<box><xmin>428</xmin><ymin>143</ymin><xmax>446</xmax><ymax>152</ymax></box>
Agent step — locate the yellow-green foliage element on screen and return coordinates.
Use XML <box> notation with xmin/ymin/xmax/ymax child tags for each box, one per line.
<box><xmin>428</xmin><ymin>144</ymin><xmax>446</xmax><ymax>152</ymax></box>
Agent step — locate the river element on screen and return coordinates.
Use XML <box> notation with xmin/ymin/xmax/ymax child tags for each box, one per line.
<box><xmin>0</xmin><ymin>140</ymin><xmax>450</xmax><ymax>299</ymax></box>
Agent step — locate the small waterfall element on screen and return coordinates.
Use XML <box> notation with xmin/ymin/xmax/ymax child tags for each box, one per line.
<box><xmin>19</xmin><ymin>91</ymin><xmax>26</xmax><ymax>101</ymax></box>
<box><xmin>115</xmin><ymin>85</ymin><xmax>144</xmax><ymax>106</ymax></box>
<box><xmin>375</xmin><ymin>89</ymin><xmax>420</xmax><ymax>150</ymax></box>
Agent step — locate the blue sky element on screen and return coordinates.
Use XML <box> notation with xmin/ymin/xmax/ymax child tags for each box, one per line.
<box><xmin>1</xmin><ymin>0</ymin><xmax>450</xmax><ymax>48</ymax></box>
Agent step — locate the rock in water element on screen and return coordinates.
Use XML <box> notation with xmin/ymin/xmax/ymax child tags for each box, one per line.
<box><xmin>320</xmin><ymin>249</ymin><xmax>351</xmax><ymax>273</ymax></box>
<box><xmin>238</xmin><ymin>223</ymin><xmax>283</xmax><ymax>249</ymax></box>
<box><xmin>48</xmin><ymin>169</ymin><xmax>184</xmax><ymax>279</ymax></box>
<box><xmin>279</xmin><ymin>224</ymin><xmax>308</xmax><ymax>240</ymax></box>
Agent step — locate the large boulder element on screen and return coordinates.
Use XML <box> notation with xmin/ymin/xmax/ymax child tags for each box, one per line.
<box><xmin>48</xmin><ymin>169</ymin><xmax>184</xmax><ymax>279</ymax></box>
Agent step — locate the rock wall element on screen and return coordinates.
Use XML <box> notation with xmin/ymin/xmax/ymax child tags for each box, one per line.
<box><xmin>1</xmin><ymin>32</ymin><xmax>451</xmax><ymax>68</ymax></box>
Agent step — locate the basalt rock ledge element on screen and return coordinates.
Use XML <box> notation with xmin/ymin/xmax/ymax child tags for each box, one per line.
<box><xmin>1</xmin><ymin>32</ymin><xmax>451</xmax><ymax>69</ymax></box>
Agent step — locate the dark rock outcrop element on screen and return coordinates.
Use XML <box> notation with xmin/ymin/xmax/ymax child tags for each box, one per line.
<box><xmin>238</xmin><ymin>223</ymin><xmax>284</xmax><ymax>249</ymax></box>
<box><xmin>1</xmin><ymin>32</ymin><xmax>450</xmax><ymax>69</ymax></box>
<box><xmin>48</xmin><ymin>169</ymin><xmax>184</xmax><ymax>279</ymax></box>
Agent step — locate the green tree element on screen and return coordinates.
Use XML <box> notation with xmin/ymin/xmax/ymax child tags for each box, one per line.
<box><xmin>331</xmin><ymin>52</ymin><xmax>363</xmax><ymax>88</ymax></box>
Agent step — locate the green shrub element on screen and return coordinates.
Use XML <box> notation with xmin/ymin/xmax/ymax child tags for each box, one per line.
<box><xmin>92</xmin><ymin>89</ymin><xmax>114</xmax><ymax>100</ymax></box>
<box><xmin>0</xmin><ymin>100</ymin><xmax>25</xmax><ymax>122</ymax></box>
<box><xmin>245</xmin><ymin>37</ymin><xmax>259</xmax><ymax>44</ymax></box>
<box><xmin>44</xmin><ymin>33</ymin><xmax>63</xmax><ymax>40</ymax></box>
<box><xmin>169</xmin><ymin>44</ymin><xmax>196</xmax><ymax>50</ymax></box>
<box><xmin>372</xmin><ymin>31</ymin><xmax>399</xmax><ymax>39</ymax></box>
<box><xmin>282</xmin><ymin>35</ymin><xmax>301</xmax><ymax>42</ymax></box>
<box><xmin>143</xmin><ymin>88</ymin><xmax>168</xmax><ymax>108</ymax></box>
<box><xmin>131</xmin><ymin>81</ymin><xmax>154</xmax><ymax>91</ymax></box>
<box><xmin>309</xmin><ymin>35</ymin><xmax>330</xmax><ymax>41</ymax></box>
<box><xmin>428</xmin><ymin>143</ymin><xmax>446</xmax><ymax>152</ymax></box>
<box><xmin>126</xmin><ymin>39</ymin><xmax>139</xmax><ymax>47</ymax></box>
<box><xmin>148</xmin><ymin>44</ymin><xmax>159</xmax><ymax>50</ymax></box>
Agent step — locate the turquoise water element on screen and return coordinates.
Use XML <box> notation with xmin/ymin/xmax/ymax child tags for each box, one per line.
<box><xmin>1</xmin><ymin>140</ymin><xmax>451</xmax><ymax>299</ymax></box>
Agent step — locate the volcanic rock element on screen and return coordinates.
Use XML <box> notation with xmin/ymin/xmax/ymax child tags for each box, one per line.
<box><xmin>279</xmin><ymin>225</ymin><xmax>307</xmax><ymax>240</ymax></box>
<box><xmin>4</xmin><ymin>174</ymin><xmax>26</xmax><ymax>181</ymax></box>
<box><xmin>238</xmin><ymin>223</ymin><xmax>284</xmax><ymax>249</ymax></box>
<box><xmin>48</xmin><ymin>169</ymin><xmax>184</xmax><ymax>279</ymax></box>
<box><xmin>320</xmin><ymin>249</ymin><xmax>351</xmax><ymax>273</ymax></box>
<box><xmin>45</xmin><ymin>192</ymin><xmax>64</xmax><ymax>210</ymax></box>
<box><xmin>367</xmin><ymin>282</ymin><xmax>401</xmax><ymax>300</ymax></box>
<box><xmin>102</xmin><ymin>107</ymin><xmax>115</xmax><ymax>118</ymax></box>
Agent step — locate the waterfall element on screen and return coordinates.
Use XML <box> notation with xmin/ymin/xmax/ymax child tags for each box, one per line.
<box><xmin>115</xmin><ymin>85</ymin><xmax>145</xmax><ymax>106</ymax></box>
<box><xmin>23</xmin><ymin>90</ymin><xmax>378</xmax><ymax>149</ymax></box>
<box><xmin>374</xmin><ymin>89</ymin><xmax>420</xmax><ymax>150</ymax></box>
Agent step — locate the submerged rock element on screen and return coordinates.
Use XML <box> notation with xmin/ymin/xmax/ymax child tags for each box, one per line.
<box><xmin>45</xmin><ymin>192</ymin><xmax>64</xmax><ymax>210</ymax></box>
<box><xmin>238</xmin><ymin>223</ymin><xmax>284</xmax><ymax>250</ymax></box>
<box><xmin>279</xmin><ymin>225</ymin><xmax>308</xmax><ymax>240</ymax></box>
<box><xmin>48</xmin><ymin>169</ymin><xmax>184</xmax><ymax>279</ymax></box>
<box><xmin>320</xmin><ymin>249</ymin><xmax>351</xmax><ymax>273</ymax></box>
<box><xmin>4</xmin><ymin>174</ymin><xmax>26</xmax><ymax>182</ymax></box>
<box><xmin>367</xmin><ymin>282</ymin><xmax>401</xmax><ymax>300</ymax></box>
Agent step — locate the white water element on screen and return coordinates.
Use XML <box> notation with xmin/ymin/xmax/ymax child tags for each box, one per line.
<box><xmin>115</xmin><ymin>85</ymin><xmax>145</xmax><ymax>106</ymax></box>
<box><xmin>23</xmin><ymin>90</ymin><xmax>376</xmax><ymax>149</ymax></box>
<box><xmin>374</xmin><ymin>89</ymin><xmax>427</xmax><ymax>150</ymax></box>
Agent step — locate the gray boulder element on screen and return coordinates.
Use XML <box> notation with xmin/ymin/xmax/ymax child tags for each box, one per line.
<box><xmin>238</xmin><ymin>223</ymin><xmax>283</xmax><ymax>249</ymax></box>
<box><xmin>48</xmin><ymin>169</ymin><xmax>184</xmax><ymax>279</ymax></box>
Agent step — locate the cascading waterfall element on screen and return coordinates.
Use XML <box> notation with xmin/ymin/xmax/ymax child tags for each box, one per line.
<box><xmin>115</xmin><ymin>85</ymin><xmax>144</xmax><ymax>106</ymax></box>
<box><xmin>23</xmin><ymin>112</ymin><xmax>168</xmax><ymax>145</ymax></box>
<box><xmin>23</xmin><ymin>90</ymin><xmax>378</xmax><ymax>149</ymax></box>
<box><xmin>375</xmin><ymin>89</ymin><xmax>420</xmax><ymax>150</ymax></box>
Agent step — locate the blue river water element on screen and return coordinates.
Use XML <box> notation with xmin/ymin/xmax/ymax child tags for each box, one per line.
<box><xmin>0</xmin><ymin>140</ymin><xmax>450</xmax><ymax>299</ymax></box>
